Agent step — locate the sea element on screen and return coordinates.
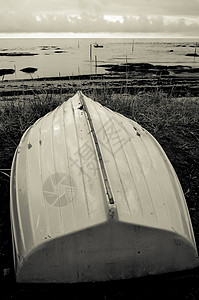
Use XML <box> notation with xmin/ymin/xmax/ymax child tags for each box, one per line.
<box><xmin>0</xmin><ymin>37</ymin><xmax>199</xmax><ymax>80</ymax></box>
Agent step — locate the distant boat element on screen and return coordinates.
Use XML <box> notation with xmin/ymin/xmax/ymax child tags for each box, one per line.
<box><xmin>94</xmin><ymin>43</ymin><xmax>103</xmax><ymax>48</ymax></box>
<box><xmin>10</xmin><ymin>91</ymin><xmax>198</xmax><ymax>284</ymax></box>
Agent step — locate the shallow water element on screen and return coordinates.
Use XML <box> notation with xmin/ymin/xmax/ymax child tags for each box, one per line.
<box><xmin>0</xmin><ymin>37</ymin><xmax>199</xmax><ymax>80</ymax></box>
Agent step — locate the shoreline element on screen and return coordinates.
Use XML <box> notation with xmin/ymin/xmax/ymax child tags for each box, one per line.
<box><xmin>1</xmin><ymin>63</ymin><xmax>199</xmax><ymax>98</ymax></box>
<box><xmin>1</xmin><ymin>73</ymin><xmax>199</xmax><ymax>98</ymax></box>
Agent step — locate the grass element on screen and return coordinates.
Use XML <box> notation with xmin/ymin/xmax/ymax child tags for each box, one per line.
<box><xmin>0</xmin><ymin>87</ymin><xmax>199</xmax><ymax>299</ymax></box>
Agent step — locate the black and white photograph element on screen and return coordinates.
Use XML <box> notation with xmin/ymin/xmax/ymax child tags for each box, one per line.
<box><xmin>0</xmin><ymin>1</ymin><xmax>199</xmax><ymax>299</ymax></box>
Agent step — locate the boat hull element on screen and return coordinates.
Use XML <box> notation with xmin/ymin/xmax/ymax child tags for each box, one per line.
<box><xmin>10</xmin><ymin>91</ymin><xmax>199</xmax><ymax>283</ymax></box>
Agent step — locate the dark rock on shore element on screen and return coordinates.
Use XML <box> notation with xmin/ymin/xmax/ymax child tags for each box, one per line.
<box><xmin>20</xmin><ymin>67</ymin><xmax>38</xmax><ymax>74</ymax></box>
<box><xmin>40</xmin><ymin>45</ymin><xmax>59</xmax><ymax>51</ymax></box>
<box><xmin>54</xmin><ymin>50</ymin><xmax>67</xmax><ymax>53</ymax></box>
<box><xmin>99</xmin><ymin>62</ymin><xmax>199</xmax><ymax>76</ymax></box>
<box><xmin>0</xmin><ymin>69</ymin><xmax>15</xmax><ymax>76</ymax></box>
<box><xmin>186</xmin><ymin>53</ymin><xmax>199</xmax><ymax>57</ymax></box>
<box><xmin>103</xmin><ymin>63</ymin><xmax>154</xmax><ymax>73</ymax></box>
<box><xmin>0</xmin><ymin>52</ymin><xmax>38</xmax><ymax>56</ymax></box>
<box><xmin>176</xmin><ymin>44</ymin><xmax>187</xmax><ymax>47</ymax></box>
<box><xmin>98</xmin><ymin>64</ymin><xmax>117</xmax><ymax>68</ymax></box>
<box><xmin>0</xmin><ymin>69</ymin><xmax>15</xmax><ymax>81</ymax></box>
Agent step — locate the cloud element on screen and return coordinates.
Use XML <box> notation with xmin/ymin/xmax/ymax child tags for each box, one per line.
<box><xmin>0</xmin><ymin>0</ymin><xmax>199</xmax><ymax>35</ymax></box>
<box><xmin>1</xmin><ymin>13</ymin><xmax>199</xmax><ymax>35</ymax></box>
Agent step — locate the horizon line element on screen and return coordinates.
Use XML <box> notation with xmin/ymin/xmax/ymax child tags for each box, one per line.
<box><xmin>0</xmin><ymin>32</ymin><xmax>199</xmax><ymax>39</ymax></box>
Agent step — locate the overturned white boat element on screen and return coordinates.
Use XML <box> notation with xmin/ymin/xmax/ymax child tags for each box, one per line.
<box><xmin>10</xmin><ymin>91</ymin><xmax>198</xmax><ymax>283</ymax></box>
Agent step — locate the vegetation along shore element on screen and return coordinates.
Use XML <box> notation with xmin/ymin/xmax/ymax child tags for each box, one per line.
<box><xmin>0</xmin><ymin>65</ymin><xmax>199</xmax><ymax>299</ymax></box>
<box><xmin>1</xmin><ymin>63</ymin><xmax>199</xmax><ymax>97</ymax></box>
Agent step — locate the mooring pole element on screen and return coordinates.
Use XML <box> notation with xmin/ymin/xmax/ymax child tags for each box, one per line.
<box><xmin>195</xmin><ymin>42</ymin><xmax>197</xmax><ymax>55</ymax></box>
<box><xmin>95</xmin><ymin>55</ymin><xmax>97</xmax><ymax>67</ymax></box>
<box><xmin>90</xmin><ymin>44</ymin><xmax>92</xmax><ymax>60</ymax></box>
<box><xmin>132</xmin><ymin>39</ymin><xmax>134</xmax><ymax>51</ymax></box>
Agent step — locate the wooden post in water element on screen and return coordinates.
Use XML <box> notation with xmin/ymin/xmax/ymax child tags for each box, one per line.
<box><xmin>14</xmin><ymin>64</ymin><xmax>17</xmax><ymax>79</ymax></box>
<box><xmin>95</xmin><ymin>55</ymin><xmax>97</xmax><ymax>67</ymax></box>
<box><xmin>95</xmin><ymin>55</ymin><xmax>98</xmax><ymax>74</ymax></box>
<box><xmin>90</xmin><ymin>44</ymin><xmax>92</xmax><ymax>61</ymax></box>
<box><xmin>195</xmin><ymin>42</ymin><xmax>198</xmax><ymax>55</ymax></box>
<box><xmin>132</xmin><ymin>39</ymin><xmax>134</xmax><ymax>51</ymax></box>
<box><xmin>125</xmin><ymin>54</ymin><xmax>128</xmax><ymax>95</ymax></box>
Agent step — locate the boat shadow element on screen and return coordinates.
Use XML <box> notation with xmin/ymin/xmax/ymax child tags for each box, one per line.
<box><xmin>3</xmin><ymin>267</ymin><xmax>199</xmax><ymax>300</ymax></box>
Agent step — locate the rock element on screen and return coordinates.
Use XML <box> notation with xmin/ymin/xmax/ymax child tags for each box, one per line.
<box><xmin>0</xmin><ymin>52</ymin><xmax>38</xmax><ymax>56</ymax></box>
<box><xmin>20</xmin><ymin>67</ymin><xmax>38</xmax><ymax>74</ymax></box>
<box><xmin>104</xmin><ymin>63</ymin><xmax>155</xmax><ymax>73</ymax></box>
<box><xmin>54</xmin><ymin>50</ymin><xmax>67</xmax><ymax>53</ymax></box>
<box><xmin>176</xmin><ymin>44</ymin><xmax>187</xmax><ymax>47</ymax></box>
<box><xmin>186</xmin><ymin>53</ymin><xmax>199</xmax><ymax>57</ymax></box>
<box><xmin>0</xmin><ymin>69</ymin><xmax>15</xmax><ymax>76</ymax></box>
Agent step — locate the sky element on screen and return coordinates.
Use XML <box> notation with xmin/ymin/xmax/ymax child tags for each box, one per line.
<box><xmin>1</xmin><ymin>0</ymin><xmax>199</xmax><ymax>37</ymax></box>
